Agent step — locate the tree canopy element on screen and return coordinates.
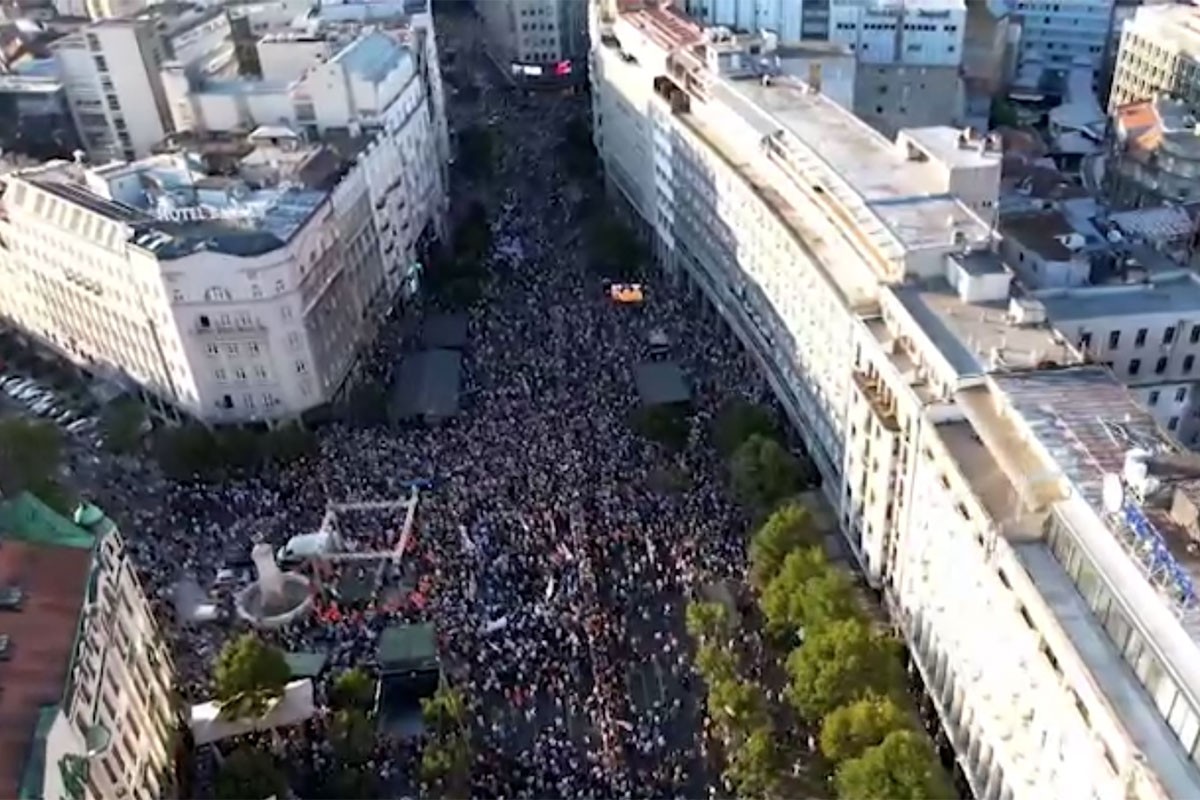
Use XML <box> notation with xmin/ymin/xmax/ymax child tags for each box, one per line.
<box><xmin>685</xmin><ymin>600</ymin><xmax>732</xmax><ymax>645</ymax></box>
<box><xmin>330</xmin><ymin>667</ymin><xmax>376</xmax><ymax>712</ymax></box>
<box><xmin>708</xmin><ymin>677</ymin><xmax>770</xmax><ymax>742</ymax></box>
<box><xmin>631</xmin><ymin>403</ymin><xmax>691</xmax><ymax>452</ymax></box>
<box><xmin>156</xmin><ymin>423</ymin><xmax>317</xmax><ymax>480</ymax></box>
<box><xmin>331</xmin><ymin>708</ymin><xmax>375</xmax><ymax>765</ymax></box>
<box><xmin>715</xmin><ymin>399</ymin><xmax>778</xmax><ymax>456</ymax></box>
<box><xmin>834</xmin><ymin>730</ymin><xmax>950</xmax><ymax>800</ymax></box>
<box><xmin>99</xmin><ymin>398</ymin><xmax>147</xmax><ymax>454</ymax></box>
<box><xmin>0</xmin><ymin>417</ymin><xmax>64</xmax><ymax>496</ymax></box>
<box><xmin>820</xmin><ymin>693</ymin><xmax>912</xmax><ymax>763</ymax></box>
<box><xmin>785</xmin><ymin>618</ymin><xmax>905</xmax><ymax>721</ymax></box>
<box><xmin>725</xmin><ymin>725</ymin><xmax>782</xmax><ymax>799</ymax></box>
<box><xmin>731</xmin><ymin>434</ymin><xmax>806</xmax><ymax>516</ymax></box>
<box><xmin>586</xmin><ymin>214</ymin><xmax>647</xmax><ymax>280</ymax></box>
<box><xmin>749</xmin><ymin>503</ymin><xmax>820</xmax><ymax>588</ymax></box>
<box><xmin>420</xmin><ymin>683</ymin><xmax>471</xmax><ymax>795</ymax></box>
<box><xmin>213</xmin><ymin>633</ymin><xmax>290</xmax><ymax>719</ymax></box>
<box><xmin>214</xmin><ymin>747</ymin><xmax>286</xmax><ymax>800</ymax></box>
<box><xmin>695</xmin><ymin>643</ymin><xmax>739</xmax><ymax>685</ymax></box>
<box><xmin>759</xmin><ymin>546</ymin><xmax>830</xmax><ymax>636</ymax></box>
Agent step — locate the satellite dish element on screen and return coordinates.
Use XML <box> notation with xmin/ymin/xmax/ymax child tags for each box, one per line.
<box><xmin>1103</xmin><ymin>472</ymin><xmax>1125</xmax><ymax>514</ymax></box>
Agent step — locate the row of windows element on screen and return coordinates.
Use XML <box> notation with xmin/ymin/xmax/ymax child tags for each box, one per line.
<box><xmin>1046</xmin><ymin>516</ymin><xmax>1200</xmax><ymax>765</ymax></box>
<box><xmin>1081</xmin><ymin>322</ymin><xmax>1200</xmax><ymax>352</ymax></box>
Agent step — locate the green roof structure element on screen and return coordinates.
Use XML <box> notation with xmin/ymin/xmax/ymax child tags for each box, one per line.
<box><xmin>284</xmin><ymin>651</ymin><xmax>329</xmax><ymax>679</ymax></box>
<box><xmin>0</xmin><ymin>493</ymin><xmax>95</xmax><ymax>550</ymax></box>
<box><xmin>377</xmin><ymin>624</ymin><xmax>439</xmax><ymax>672</ymax></box>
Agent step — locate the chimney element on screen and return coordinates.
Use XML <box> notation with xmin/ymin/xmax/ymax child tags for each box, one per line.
<box><xmin>807</xmin><ymin>61</ymin><xmax>822</xmax><ymax>95</ymax></box>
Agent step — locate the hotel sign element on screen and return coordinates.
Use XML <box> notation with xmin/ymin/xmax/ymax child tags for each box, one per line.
<box><xmin>155</xmin><ymin>203</ymin><xmax>262</xmax><ymax>223</ymax></box>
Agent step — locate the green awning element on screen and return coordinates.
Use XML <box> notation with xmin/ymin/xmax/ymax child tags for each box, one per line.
<box><xmin>378</xmin><ymin>624</ymin><xmax>439</xmax><ymax>671</ymax></box>
<box><xmin>0</xmin><ymin>493</ymin><xmax>95</xmax><ymax>550</ymax></box>
<box><xmin>284</xmin><ymin>651</ymin><xmax>328</xmax><ymax>679</ymax></box>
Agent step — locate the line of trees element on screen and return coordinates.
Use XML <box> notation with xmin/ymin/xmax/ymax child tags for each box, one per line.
<box><xmin>427</xmin><ymin>201</ymin><xmax>492</xmax><ymax>309</ymax></box>
<box><xmin>0</xmin><ymin>417</ymin><xmax>75</xmax><ymax>514</ymax></box>
<box><xmin>420</xmin><ymin>683</ymin><xmax>471</xmax><ymax>798</ymax></box>
<box><xmin>748</xmin><ymin>504</ymin><xmax>951</xmax><ymax>800</ymax></box>
<box><xmin>154</xmin><ymin>422</ymin><xmax>317</xmax><ymax>481</ymax></box>
<box><xmin>685</xmin><ymin>600</ymin><xmax>784</xmax><ymax>798</ymax></box>
<box><xmin>714</xmin><ymin>399</ymin><xmax>816</xmax><ymax>518</ymax></box>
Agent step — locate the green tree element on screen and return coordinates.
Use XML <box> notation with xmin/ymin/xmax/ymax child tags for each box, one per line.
<box><xmin>731</xmin><ymin>435</ymin><xmax>806</xmax><ymax>516</ymax></box>
<box><xmin>215</xmin><ymin>747</ymin><xmax>286</xmax><ymax>800</ymax></box>
<box><xmin>709</xmin><ymin>677</ymin><xmax>769</xmax><ymax>742</ymax></box>
<box><xmin>154</xmin><ymin>423</ymin><xmax>219</xmax><ymax>479</ymax></box>
<box><xmin>725</xmin><ymin>725</ymin><xmax>782</xmax><ymax>799</ymax></box>
<box><xmin>586</xmin><ymin>214</ymin><xmax>646</xmax><ymax>280</ymax></box>
<box><xmin>759</xmin><ymin>547</ymin><xmax>829</xmax><ymax>635</ymax></box>
<box><xmin>797</xmin><ymin>568</ymin><xmax>861</xmax><ymax>632</ymax></box>
<box><xmin>0</xmin><ymin>417</ymin><xmax>63</xmax><ymax>495</ymax></box>
<box><xmin>715</xmin><ymin>399</ymin><xmax>778</xmax><ymax>456</ymax></box>
<box><xmin>330</xmin><ymin>667</ymin><xmax>376</xmax><ymax>712</ymax></box>
<box><xmin>749</xmin><ymin>503</ymin><xmax>819</xmax><ymax>588</ymax></box>
<box><xmin>261</xmin><ymin>423</ymin><xmax>317</xmax><ymax>464</ymax></box>
<box><xmin>786</xmin><ymin>619</ymin><xmax>904</xmax><ymax>721</ymax></box>
<box><xmin>455</xmin><ymin>125</ymin><xmax>495</xmax><ymax>180</ymax></box>
<box><xmin>685</xmin><ymin>600</ymin><xmax>732</xmax><ymax>645</ymax></box>
<box><xmin>695</xmin><ymin>643</ymin><xmax>738</xmax><ymax>684</ymax></box>
<box><xmin>631</xmin><ymin>404</ymin><xmax>690</xmax><ymax>452</ymax></box>
<box><xmin>213</xmin><ymin>633</ymin><xmax>291</xmax><ymax>719</ymax></box>
<box><xmin>420</xmin><ymin>732</ymin><xmax>471</xmax><ymax>792</ymax></box>
<box><xmin>99</xmin><ymin>398</ymin><xmax>147</xmax><ymax>454</ymax></box>
<box><xmin>331</xmin><ymin>708</ymin><xmax>375</xmax><ymax>765</ymax></box>
<box><xmin>835</xmin><ymin>730</ymin><xmax>950</xmax><ymax>800</ymax></box>
<box><xmin>421</xmin><ymin>683</ymin><xmax>469</xmax><ymax>737</ymax></box>
<box><xmin>989</xmin><ymin>97</ymin><xmax>1019</xmax><ymax>128</ymax></box>
<box><xmin>820</xmin><ymin>693</ymin><xmax>912</xmax><ymax>763</ymax></box>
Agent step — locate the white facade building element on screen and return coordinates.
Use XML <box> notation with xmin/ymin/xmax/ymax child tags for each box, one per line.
<box><xmin>1110</xmin><ymin>4</ymin><xmax>1200</xmax><ymax>113</ymax></box>
<box><xmin>1011</xmin><ymin>0</ymin><xmax>1113</xmax><ymax>81</ymax></box>
<box><xmin>684</xmin><ymin>0</ymin><xmax>967</xmax><ymax>135</ymax></box>
<box><xmin>474</xmin><ymin>0</ymin><xmax>588</xmax><ymax>80</ymax></box>
<box><xmin>591</xmin><ymin>1</ymin><xmax>1200</xmax><ymax>797</ymax></box>
<box><xmin>0</xmin><ymin>134</ymin><xmax>405</xmax><ymax>424</ymax></box>
<box><xmin>52</xmin><ymin>19</ymin><xmax>173</xmax><ymax>163</ymax></box>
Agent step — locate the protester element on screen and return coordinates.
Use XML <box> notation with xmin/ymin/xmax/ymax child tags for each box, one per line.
<box><xmin>79</xmin><ymin>12</ymin><xmax>779</xmax><ymax>798</ymax></box>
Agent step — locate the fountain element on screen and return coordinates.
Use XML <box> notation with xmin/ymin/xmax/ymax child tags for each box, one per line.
<box><xmin>235</xmin><ymin>543</ymin><xmax>312</xmax><ymax>629</ymax></box>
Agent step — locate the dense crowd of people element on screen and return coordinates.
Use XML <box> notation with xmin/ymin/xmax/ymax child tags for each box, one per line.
<box><xmin>76</xmin><ymin>10</ymin><xmax>783</xmax><ymax>798</ymax></box>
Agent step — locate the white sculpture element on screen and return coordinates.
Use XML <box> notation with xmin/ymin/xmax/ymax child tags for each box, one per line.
<box><xmin>251</xmin><ymin>543</ymin><xmax>285</xmax><ymax>608</ymax></box>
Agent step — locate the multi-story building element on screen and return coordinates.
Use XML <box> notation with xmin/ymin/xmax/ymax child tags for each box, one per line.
<box><xmin>0</xmin><ymin>135</ymin><xmax>393</xmax><ymax>424</ymax></box>
<box><xmin>1110</xmin><ymin>4</ymin><xmax>1200</xmax><ymax>112</ymax></box>
<box><xmin>1108</xmin><ymin>97</ymin><xmax>1200</xmax><ymax>207</ymax></box>
<box><xmin>0</xmin><ymin>495</ymin><xmax>175</xmax><ymax>800</ymax></box>
<box><xmin>683</xmin><ymin>0</ymin><xmax>966</xmax><ymax>136</ymax></box>
<box><xmin>474</xmin><ymin>0</ymin><xmax>587</xmax><ymax>84</ymax></box>
<box><xmin>1011</xmin><ymin>0</ymin><xmax>1113</xmax><ymax>85</ymax></box>
<box><xmin>51</xmin><ymin>18</ymin><xmax>172</xmax><ymax>163</ymax></box>
<box><xmin>0</xmin><ymin>72</ymin><xmax>81</xmax><ymax>161</ymax></box>
<box><xmin>591</xmin><ymin>1</ymin><xmax>1200</xmax><ymax>796</ymax></box>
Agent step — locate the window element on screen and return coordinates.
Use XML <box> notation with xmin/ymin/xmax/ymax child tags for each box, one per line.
<box><xmin>243</xmin><ymin>393</ymin><xmax>255</xmax><ymax>409</ymax></box>
<box><xmin>1079</xmin><ymin>331</ymin><xmax>1092</xmax><ymax>349</ymax></box>
<box><xmin>198</xmin><ymin>315</ymin><xmax>210</xmax><ymax>329</ymax></box>
<box><xmin>1191</xmin><ymin>324</ymin><xmax>1200</xmax><ymax>344</ymax></box>
<box><xmin>234</xmin><ymin>367</ymin><xmax>247</xmax><ymax>381</ymax></box>
<box><xmin>251</xmin><ymin>283</ymin><xmax>262</xmax><ymax>298</ymax></box>
<box><xmin>1136</xmin><ymin>328</ymin><xmax>1148</xmax><ymax>347</ymax></box>
<box><xmin>171</xmin><ymin>288</ymin><xmax>184</xmax><ymax>302</ymax></box>
<box><xmin>1109</xmin><ymin>330</ymin><xmax>1121</xmax><ymax>349</ymax></box>
<box><xmin>1186</xmin><ymin>355</ymin><xmax>1195</xmax><ymax>374</ymax></box>
<box><xmin>281</xmin><ymin>306</ymin><xmax>293</xmax><ymax>321</ymax></box>
<box><xmin>1149</xmin><ymin>390</ymin><xmax>1160</xmax><ymax>406</ymax></box>
<box><xmin>1170</xmin><ymin>417</ymin><xmax>1180</xmax><ymax>431</ymax></box>
<box><xmin>1156</xmin><ymin>357</ymin><xmax>1169</xmax><ymax>374</ymax></box>
<box><xmin>214</xmin><ymin>368</ymin><xmax>227</xmax><ymax>381</ymax></box>
<box><xmin>287</xmin><ymin>332</ymin><xmax>301</xmax><ymax>349</ymax></box>
<box><xmin>1165</xmin><ymin>326</ymin><xmax>1177</xmax><ymax>344</ymax></box>
<box><xmin>206</xmin><ymin>343</ymin><xmax>219</xmax><ymax>357</ymax></box>
<box><xmin>1130</xmin><ymin>358</ymin><xmax>1141</xmax><ymax>376</ymax></box>
<box><xmin>221</xmin><ymin>394</ymin><xmax>233</xmax><ymax>409</ymax></box>
<box><xmin>274</xmin><ymin>279</ymin><xmax>285</xmax><ymax>293</ymax></box>
<box><xmin>93</xmin><ymin>55</ymin><xmax>108</xmax><ymax>71</ymax></box>
<box><xmin>248</xmin><ymin>342</ymin><xmax>260</xmax><ymax>355</ymax></box>
<box><xmin>1178</xmin><ymin>388</ymin><xmax>1188</xmax><ymax>403</ymax></box>
<box><xmin>225</xmin><ymin>344</ymin><xmax>238</xmax><ymax>355</ymax></box>
<box><xmin>295</xmin><ymin>360</ymin><xmax>308</xmax><ymax>374</ymax></box>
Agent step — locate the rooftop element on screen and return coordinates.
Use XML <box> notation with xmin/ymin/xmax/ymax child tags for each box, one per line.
<box><xmin>1038</xmin><ymin>274</ymin><xmax>1200</xmax><ymax>321</ymax></box>
<box><xmin>717</xmin><ymin>77</ymin><xmax>993</xmax><ymax>255</ymax></box>
<box><xmin>1001</xmin><ymin>210</ymin><xmax>1080</xmax><ymax>261</ymax></box>
<box><xmin>891</xmin><ymin>278</ymin><xmax>1065</xmax><ymax>377</ymax></box>
<box><xmin>0</xmin><ymin>493</ymin><xmax>95</xmax><ymax>800</ymax></box>
<box><xmin>333</xmin><ymin>30</ymin><xmax>411</xmax><ymax>83</ymax></box>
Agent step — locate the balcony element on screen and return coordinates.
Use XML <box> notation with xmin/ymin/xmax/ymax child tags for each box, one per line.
<box><xmin>193</xmin><ymin>319</ymin><xmax>266</xmax><ymax>336</ymax></box>
<box><xmin>853</xmin><ymin>370</ymin><xmax>900</xmax><ymax>432</ymax></box>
